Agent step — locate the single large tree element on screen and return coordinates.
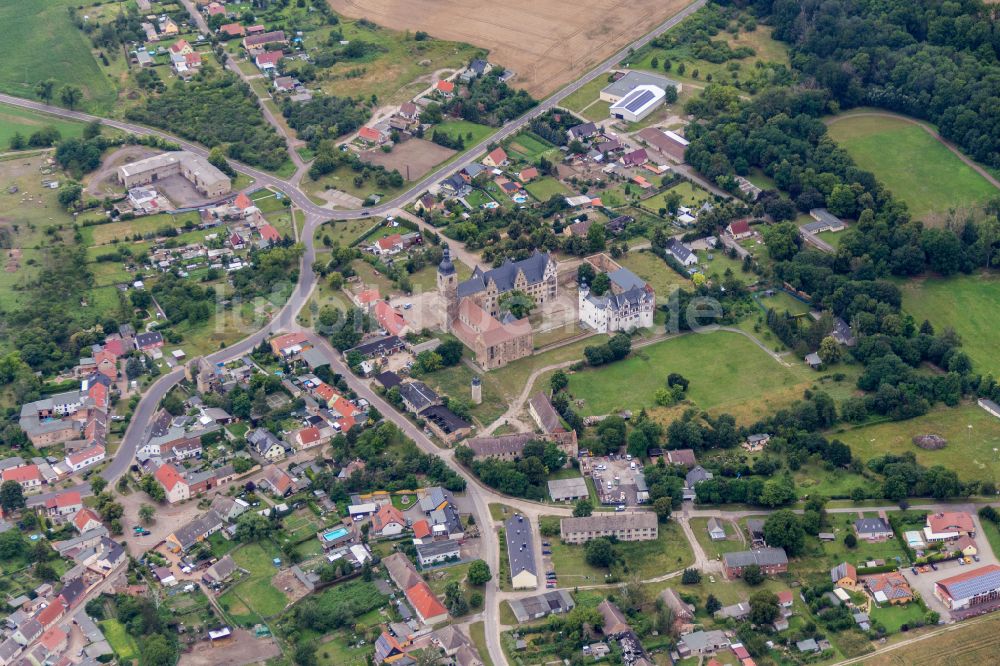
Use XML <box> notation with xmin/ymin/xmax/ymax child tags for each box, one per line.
<box><xmin>0</xmin><ymin>481</ymin><xmax>25</xmax><ymax>514</ymax></box>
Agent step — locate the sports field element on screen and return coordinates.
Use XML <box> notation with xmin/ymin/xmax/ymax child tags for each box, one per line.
<box><xmin>565</xmin><ymin>330</ymin><xmax>813</xmax><ymax>417</ymax></box>
<box><xmin>827</xmin><ymin>113</ymin><xmax>998</xmax><ymax>222</ymax></box>
<box><xmin>0</xmin><ymin>0</ymin><xmax>117</xmax><ymax>111</ymax></box>
<box><xmin>833</xmin><ymin>402</ymin><xmax>1000</xmax><ymax>485</ymax></box>
<box><xmin>899</xmin><ymin>272</ymin><xmax>1000</xmax><ymax>376</ymax></box>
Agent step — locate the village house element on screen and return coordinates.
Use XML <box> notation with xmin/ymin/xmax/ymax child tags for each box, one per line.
<box><xmin>371</xmin><ymin>503</ymin><xmax>407</xmax><ymax>537</ymax></box>
<box><xmin>854</xmin><ymin>516</ymin><xmax>894</xmax><ymax>542</ymax></box>
<box><xmin>722</xmin><ymin>548</ymin><xmax>789</xmax><ymax>578</ymax></box>
<box><xmin>924</xmin><ymin>512</ymin><xmax>976</xmax><ymax>542</ymax></box>
<box><xmin>43</xmin><ymin>492</ymin><xmax>83</xmax><ymax>520</ymax></box>
<box><xmin>831</xmin><ymin>562</ymin><xmax>858</xmax><ymax>589</ymax></box>
<box><xmin>863</xmin><ymin>572</ymin><xmax>913</xmax><ymax>605</ymax></box>
<box><xmin>560</xmin><ymin>513</ymin><xmax>658</xmax><ymax>544</ymax></box>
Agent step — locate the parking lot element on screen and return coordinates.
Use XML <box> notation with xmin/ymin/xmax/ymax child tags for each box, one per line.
<box><xmin>580</xmin><ymin>455</ymin><xmax>646</xmax><ymax>506</ymax></box>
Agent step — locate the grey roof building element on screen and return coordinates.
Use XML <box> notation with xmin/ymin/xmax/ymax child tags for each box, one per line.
<box><xmin>547</xmin><ymin>477</ymin><xmax>589</xmax><ymax>502</ymax></box>
<box><xmin>528</xmin><ymin>392</ymin><xmax>563</xmax><ymax>433</ymax></box>
<box><xmin>601</xmin><ymin>71</ymin><xmax>680</xmax><ymax>100</ymax></box>
<box><xmin>398</xmin><ymin>381</ymin><xmax>440</xmax><ymax>413</ymax></box>
<box><xmin>457</xmin><ymin>252</ymin><xmax>554</xmax><ymax>299</ymax></box>
<box><xmin>507</xmin><ymin>590</ymin><xmax>575</xmax><ymax>622</ymax></box>
<box><xmin>504</xmin><ymin>514</ymin><xmax>537</xmax><ymax>589</ymax></box>
<box><xmin>415</xmin><ymin>540</ymin><xmax>461</xmax><ymax>566</ymax></box>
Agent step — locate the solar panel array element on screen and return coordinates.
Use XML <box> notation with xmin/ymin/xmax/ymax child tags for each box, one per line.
<box><xmin>623</xmin><ymin>89</ymin><xmax>655</xmax><ymax>112</ymax></box>
<box><xmin>942</xmin><ymin>566</ymin><xmax>1000</xmax><ymax>601</ymax></box>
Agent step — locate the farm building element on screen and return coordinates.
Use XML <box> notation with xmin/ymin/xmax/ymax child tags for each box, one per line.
<box><xmin>600</xmin><ymin>71</ymin><xmax>681</xmax><ymax>103</ymax></box>
<box><xmin>609</xmin><ymin>85</ymin><xmax>666</xmax><ymax>122</ymax></box>
<box><xmin>935</xmin><ymin>564</ymin><xmax>1000</xmax><ymax>610</ymax></box>
<box><xmin>117</xmin><ymin>152</ymin><xmax>231</xmax><ymax>198</ymax></box>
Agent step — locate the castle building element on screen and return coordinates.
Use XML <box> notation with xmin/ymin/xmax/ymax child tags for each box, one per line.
<box><xmin>578</xmin><ymin>255</ymin><xmax>655</xmax><ymax>333</ymax></box>
<box><xmin>439</xmin><ymin>246</ymin><xmax>555</xmax><ymax>370</ymax></box>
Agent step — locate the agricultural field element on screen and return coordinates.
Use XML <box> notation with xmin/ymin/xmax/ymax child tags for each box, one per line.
<box><xmin>827</xmin><ymin>113</ymin><xmax>998</xmax><ymax>223</ymax></box>
<box><xmin>899</xmin><ymin>272</ymin><xmax>1000</xmax><ymax>377</ymax></box>
<box><xmin>0</xmin><ymin>0</ymin><xmax>118</xmax><ymax>111</ymax></box>
<box><xmin>565</xmin><ymin>330</ymin><xmax>816</xmax><ymax>419</ymax></box>
<box><xmin>329</xmin><ymin>0</ymin><xmax>692</xmax><ymax>97</ymax></box>
<box><xmin>559</xmin><ymin>77</ymin><xmax>609</xmax><ymax>115</ymax></box>
<box><xmin>861</xmin><ymin>613</ymin><xmax>1000</xmax><ymax>665</ymax></box>
<box><xmin>832</xmin><ymin>402</ymin><xmax>1000</xmax><ymax>485</ymax></box>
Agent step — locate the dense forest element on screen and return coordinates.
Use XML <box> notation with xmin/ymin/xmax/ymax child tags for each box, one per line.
<box><xmin>283</xmin><ymin>96</ymin><xmax>369</xmax><ymax>149</ymax></box>
<box><xmin>738</xmin><ymin>0</ymin><xmax>1000</xmax><ymax>170</ymax></box>
<box><xmin>126</xmin><ymin>73</ymin><xmax>288</xmax><ymax>170</ymax></box>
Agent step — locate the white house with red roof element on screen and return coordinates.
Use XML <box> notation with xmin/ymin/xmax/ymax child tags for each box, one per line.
<box><xmin>44</xmin><ymin>491</ymin><xmax>83</xmax><ymax>519</ymax></box>
<box><xmin>259</xmin><ymin>223</ymin><xmax>281</xmax><ymax>244</ymax></box>
<box><xmin>294</xmin><ymin>426</ymin><xmax>325</xmax><ymax>449</ymax></box>
<box><xmin>482</xmin><ymin>147</ymin><xmax>508</xmax><ymax>168</ymax></box>
<box><xmin>169</xmin><ymin>39</ymin><xmax>193</xmax><ymax>56</ymax></box>
<box><xmin>155</xmin><ymin>463</ymin><xmax>190</xmax><ymax>504</ymax></box>
<box><xmin>270</xmin><ymin>331</ymin><xmax>310</xmax><ymax>358</ymax></box>
<box><xmin>358</xmin><ymin>126</ymin><xmax>386</xmax><ymax>145</ymax></box>
<box><xmin>372</xmin><ymin>233</ymin><xmax>404</xmax><ymax>256</ymax></box>
<box><xmin>1</xmin><ymin>464</ymin><xmax>42</xmax><ymax>490</ymax></box>
<box><xmin>255</xmin><ymin>51</ymin><xmax>284</xmax><ymax>71</ymax></box>
<box><xmin>924</xmin><ymin>511</ymin><xmax>976</xmax><ymax>541</ymax></box>
<box><xmin>371</xmin><ymin>503</ymin><xmax>407</xmax><ymax>537</ymax></box>
<box><xmin>727</xmin><ymin>219</ymin><xmax>753</xmax><ymax>240</ymax></box>
<box><xmin>374</xmin><ymin>300</ymin><xmax>409</xmax><ymax>337</ymax></box>
<box><xmin>72</xmin><ymin>507</ymin><xmax>103</xmax><ymax>534</ymax></box>
<box><xmin>65</xmin><ymin>444</ymin><xmax>105</xmax><ymax>473</ymax></box>
<box><xmin>435</xmin><ymin>80</ymin><xmax>455</xmax><ymax>97</ymax></box>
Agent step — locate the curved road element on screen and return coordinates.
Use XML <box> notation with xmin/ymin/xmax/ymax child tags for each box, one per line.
<box><xmin>10</xmin><ymin>3</ymin><xmax>711</xmax><ymax>663</ymax></box>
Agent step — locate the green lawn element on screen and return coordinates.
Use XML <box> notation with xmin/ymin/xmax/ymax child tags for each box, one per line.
<box><xmin>617</xmin><ymin>250</ymin><xmax>690</xmax><ymax>295</ymax></box>
<box><xmin>525</xmin><ymin>177</ymin><xmax>570</xmax><ymax>201</ymax></box>
<box><xmin>421</xmin><ymin>362</ymin><xmax>507</xmax><ymax>426</ymax></box>
<box><xmin>100</xmin><ymin>619</ymin><xmax>139</xmax><ymax>661</ymax></box>
<box><xmin>541</xmin><ymin>517</ymin><xmax>692</xmax><ymax>582</ymax></box>
<box><xmin>899</xmin><ymin>272</ymin><xmax>1000</xmax><ymax>376</ymax></box>
<box><xmin>869</xmin><ymin>601</ymin><xmax>928</xmax><ymax>634</ymax></box>
<box><xmin>827</xmin><ymin>113</ymin><xmax>998</xmax><ymax>222</ymax></box>
<box><xmin>690</xmin><ymin>517</ymin><xmax>748</xmax><ymax>560</ymax></box>
<box><xmin>469</xmin><ymin>622</ymin><xmax>496</xmax><ymax>666</ymax></box>
<box><xmin>565</xmin><ymin>330</ymin><xmax>813</xmax><ymax>417</ymax></box>
<box><xmin>643</xmin><ymin>181</ymin><xmax>712</xmax><ymax>211</ymax></box>
<box><xmin>435</xmin><ymin>120</ymin><xmax>496</xmax><ymax>148</ymax></box>
<box><xmin>0</xmin><ymin>103</ymin><xmax>87</xmax><ymax>148</ymax></box>
<box><xmin>757</xmin><ymin>291</ymin><xmax>811</xmax><ymax>316</ymax></box>
<box><xmin>831</xmin><ymin>402</ymin><xmax>1000</xmax><ymax>485</ymax></box>
<box><xmin>507</xmin><ymin>132</ymin><xmax>554</xmax><ymax>160</ymax></box>
<box><xmin>219</xmin><ymin>541</ymin><xmax>288</xmax><ymax>623</ymax></box>
<box><xmin>559</xmin><ymin>77</ymin><xmax>608</xmax><ymax>114</ymax></box>
<box><xmin>315</xmin><ymin>634</ymin><xmax>371</xmax><ymax>666</ymax></box>
<box><xmin>0</xmin><ymin>0</ymin><xmax>118</xmax><ymax>112</ymax></box>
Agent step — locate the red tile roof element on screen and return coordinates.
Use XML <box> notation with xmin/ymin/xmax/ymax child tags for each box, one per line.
<box><xmin>103</xmin><ymin>338</ymin><xmax>126</xmax><ymax>357</ymax></box>
<box><xmin>777</xmin><ymin>590</ymin><xmax>793</xmax><ymax>606</ymax></box>
<box><xmin>234</xmin><ymin>192</ymin><xmax>253</xmax><ymax>210</ymax></box>
<box><xmin>729</xmin><ymin>219</ymin><xmax>751</xmax><ymax>235</ymax></box>
<box><xmin>518</xmin><ymin>167</ymin><xmax>539</xmax><ymax>182</ymax></box>
<box><xmin>412</xmin><ymin>519</ymin><xmax>431</xmax><ymax>539</ymax></box>
<box><xmin>270</xmin><ymin>331</ymin><xmax>309</xmax><ymax>354</ymax></box>
<box><xmin>2</xmin><ymin>465</ymin><xmax>40</xmax><ymax>484</ymax></box>
<box><xmin>297</xmin><ymin>426</ymin><xmax>321</xmax><ymax>445</ymax></box>
<box><xmin>372</xmin><ymin>503</ymin><xmax>405</xmax><ymax>533</ymax></box>
<box><xmin>358</xmin><ymin>126</ymin><xmax>383</xmax><ymax>142</ymax></box>
<box><xmin>374</xmin><ymin>300</ymin><xmax>407</xmax><ymax>337</ymax></box>
<box><xmin>255</xmin><ymin>51</ymin><xmax>284</xmax><ymax>66</ymax></box>
<box><xmin>733</xmin><ymin>645</ymin><xmax>751</xmax><ymax>659</ymax></box>
<box><xmin>169</xmin><ymin>39</ymin><xmax>190</xmax><ymax>54</ymax></box>
<box><xmin>220</xmin><ymin>23</ymin><xmax>246</xmax><ymax>36</ymax></box>
<box><xmin>486</xmin><ymin>147</ymin><xmax>507</xmax><ymax>164</ymax></box>
<box><xmin>39</xmin><ymin>625</ymin><xmax>67</xmax><ymax>652</ymax></box>
<box><xmin>435</xmin><ymin>80</ymin><xmax>455</xmax><ymax>93</ymax></box>
<box><xmin>313</xmin><ymin>382</ymin><xmax>337</xmax><ymax>403</ymax></box>
<box><xmin>377</xmin><ymin>233</ymin><xmax>402</xmax><ymax>251</ymax></box>
<box><xmin>73</xmin><ymin>508</ymin><xmax>102</xmax><ymax>532</ymax></box>
<box><xmin>45</xmin><ymin>491</ymin><xmax>82</xmax><ymax>510</ymax></box>
<box><xmin>154</xmin><ymin>463</ymin><xmax>185</xmax><ymax>492</ymax></box>
<box><xmin>928</xmin><ymin>511</ymin><xmax>975</xmax><ymax>535</ymax></box>
<box><xmin>185</xmin><ymin>52</ymin><xmax>202</xmax><ymax>66</ymax></box>
<box><xmin>36</xmin><ymin>600</ymin><xmax>65</xmax><ymax>628</ymax></box>
<box><xmin>407</xmin><ymin>581</ymin><xmax>447</xmax><ymax>621</ymax></box>
<box><xmin>259</xmin><ymin>223</ymin><xmax>281</xmax><ymax>242</ymax></box>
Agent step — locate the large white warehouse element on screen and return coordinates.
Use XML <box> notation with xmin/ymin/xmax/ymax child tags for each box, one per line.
<box><xmin>609</xmin><ymin>85</ymin><xmax>666</xmax><ymax>122</ymax></box>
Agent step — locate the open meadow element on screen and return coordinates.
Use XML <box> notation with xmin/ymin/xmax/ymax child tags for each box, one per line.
<box><xmin>899</xmin><ymin>272</ymin><xmax>1000</xmax><ymax>377</ymax></box>
<box><xmin>831</xmin><ymin>402</ymin><xmax>1000</xmax><ymax>485</ymax></box>
<box><xmin>0</xmin><ymin>104</ymin><xmax>86</xmax><ymax>148</ymax></box>
<box><xmin>328</xmin><ymin>0</ymin><xmax>692</xmax><ymax>97</ymax></box>
<box><xmin>0</xmin><ymin>0</ymin><xmax>117</xmax><ymax>111</ymax></box>
<box><xmin>827</xmin><ymin>113</ymin><xmax>998</xmax><ymax>223</ymax></box>
<box><xmin>565</xmin><ymin>330</ymin><xmax>817</xmax><ymax>419</ymax></box>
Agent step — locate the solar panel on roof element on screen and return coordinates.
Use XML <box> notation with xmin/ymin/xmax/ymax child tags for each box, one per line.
<box><xmin>943</xmin><ymin>567</ymin><xmax>1000</xmax><ymax>600</ymax></box>
<box><xmin>623</xmin><ymin>89</ymin><xmax>656</xmax><ymax>112</ymax></box>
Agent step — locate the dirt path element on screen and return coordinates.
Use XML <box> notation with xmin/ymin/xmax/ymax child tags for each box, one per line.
<box><xmin>825</xmin><ymin>111</ymin><xmax>1000</xmax><ymax>191</ymax></box>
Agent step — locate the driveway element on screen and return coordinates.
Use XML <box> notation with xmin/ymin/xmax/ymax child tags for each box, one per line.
<box><xmin>900</xmin><ymin>513</ymin><xmax>1000</xmax><ymax>620</ymax></box>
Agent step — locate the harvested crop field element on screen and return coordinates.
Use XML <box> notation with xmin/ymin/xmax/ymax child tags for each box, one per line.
<box><xmin>360</xmin><ymin>138</ymin><xmax>455</xmax><ymax>181</ymax></box>
<box><xmin>328</xmin><ymin>0</ymin><xmax>691</xmax><ymax>96</ymax></box>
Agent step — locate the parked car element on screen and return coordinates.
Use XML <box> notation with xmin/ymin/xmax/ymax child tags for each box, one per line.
<box><xmin>615</xmin><ymin>505</ymin><xmax>626</xmax><ymax>512</ymax></box>
<box><xmin>911</xmin><ymin>568</ymin><xmax>919</xmax><ymax>575</ymax></box>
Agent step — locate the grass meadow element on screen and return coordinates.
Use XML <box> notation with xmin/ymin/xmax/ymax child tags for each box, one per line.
<box><xmin>565</xmin><ymin>330</ymin><xmax>814</xmax><ymax>417</ymax></box>
<box><xmin>827</xmin><ymin>113</ymin><xmax>998</xmax><ymax>222</ymax></box>
<box><xmin>899</xmin><ymin>272</ymin><xmax>1000</xmax><ymax>376</ymax></box>
<box><xmin>0</xmin><ymin>0</ymin><xmax>118</xmax><ymax>111</ymax></box>
<box><xmin>831</xmin><ymin>402</ymin><xmax>1000</xmax><ymax>485</ymax></box>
